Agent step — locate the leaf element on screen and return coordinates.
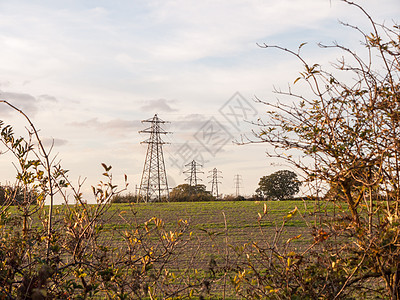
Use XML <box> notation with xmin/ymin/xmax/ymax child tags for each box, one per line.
<box><xmin>286</xmin><ymin>234</ymin><xmax>302</xmax><ymax>244</ymax></box>
<box><xmin>101</xmin><ymin>163</ymin><xmax>112</xmax><ymax>172</ymax></box>
<box><xmin>289</xmin><ymin>207</ymin><xmax>298</xmax><ymax>215</ymax></box>
<box><xmin>298</xmin><ymin>42</ymin><xmax>308</xmax><ymax>52</ymax></box>
<box><xmin>285</xmin><ymin>207</ymin><xmax>298</xmax><ymax>220</ymax></box>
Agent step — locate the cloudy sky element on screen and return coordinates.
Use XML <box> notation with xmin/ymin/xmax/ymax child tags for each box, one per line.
<box><xmin>0</xmin><ymin>0</ymin><xmax>399</xmax><ymax>201</ymax></box>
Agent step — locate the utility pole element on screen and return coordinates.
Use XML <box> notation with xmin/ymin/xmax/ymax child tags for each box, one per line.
<box><xmin>138</xmin><ymin>114</ymin><xmax>170</xmax><ymax>202</ymax></box>
<box><xmin>184</xmin><ymin>160</ymin><xmax>203</xmax><ymax>187</ymax></box>
<box><xmin>234</xmin><ymin>174</ymin><xmax>242</xmax><ymax>197</ymax></box>
<box><xmin>208</xmin><ymin>168</ymin><xmax>222</xmax><ymax>199</ymax></box>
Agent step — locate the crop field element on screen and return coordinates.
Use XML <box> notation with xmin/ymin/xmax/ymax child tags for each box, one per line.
<box><xmin>104</xmin><ymin>200</ymin><xmax>333</xmax><ymax>245</ymax></box>
<box><xmin>101</xmin><ymin>200</ymin><xmax>308</xmax><ymax>251</ymax></box>
<box><xmin>5</xmin><ymin>199</ymin><xmax>342</xmax><ymax>298</ymax></box>
<box><xmin>88</xmin><ymin>200</ymin><xmax>339</xmax><ymax>297</ymax></box>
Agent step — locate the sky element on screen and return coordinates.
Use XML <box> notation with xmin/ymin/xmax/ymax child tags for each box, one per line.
<box><xmin>0</xmin><ymin>0</ymin><xmax>399</xmax><ymax>202</ymax></box>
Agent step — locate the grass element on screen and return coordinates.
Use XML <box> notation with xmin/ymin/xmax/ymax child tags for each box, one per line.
<box><xmin>7</xmin><ymin>199</ymin><xmax>341</xmax><ymax>256</ymax></box>
<box><xmin>107</xmin><ymin>199</ymin><xmax>335</xmax><ymax>230</ymax></box>
<box><xmin>101</xmin><ymin>200</ymin><xmax>338</xmax><ymax>264</ymax></box>
<box><xmin>4</xmin><ymin>199</ymin><xmax>343</xmax><ymax>298</ymax></box>
<box><xmin>102</xmin><ymin>199</ymin><xmax>338</xmax><ymax>298</ymax></box>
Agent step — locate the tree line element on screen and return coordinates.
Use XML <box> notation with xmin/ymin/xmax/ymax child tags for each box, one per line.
<box><xmin>112</xmin><ymin>169</ymin><xmax>301</xmax><ymax>203</ymax></box>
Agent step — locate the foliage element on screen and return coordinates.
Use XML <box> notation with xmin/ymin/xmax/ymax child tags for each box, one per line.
<box><xmin>170</xmin><ymin>183</ymin><xmax>215</xmax><ymax>202</ymax></box>
<box><xmin>221</xmin><ymin>194</ymin><xmax>247</xmax><ymax>201</ymax></box>
<box><xmin>0</xmin><ymin>185</ymin><xmax>38</xmax><ymax>205</ymax></box>
<box><xmin>256</xmin><ymin>170</ymin><xmax>301</xmax><ymax>200</ymax></box>
<box><xmin>110</xmin><ymin>192</ymin><xmax>138</xmax><ymax>203</ymax></box>
<box><xmin>0</xmin><ymin>102</ymin><xmax>199</xmax><ymax>299</ymax></box>
<box><xmin>234</xmin><ymin>1</ymin><xmax>400</xmax><ymax>298</ymax></box>
<box><xmin>230</xmin><ymin>203</ymin><xmax>381</xmax><ymax>299</ymax></box>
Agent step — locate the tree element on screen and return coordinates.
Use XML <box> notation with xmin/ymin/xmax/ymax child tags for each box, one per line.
<box><xmin>170</xmin><ymin>184</ymin><xmax>214</xmax><ymax>202</ymax></box>
<box><xmin>233</xmin><ymin>1</ymin><xmax>400</xmax><ymax>298</ymax></box>
<box><xmin>257</xmin><ymin>170</ymin><xmax>301</xmax><ymax>200</ymax></box>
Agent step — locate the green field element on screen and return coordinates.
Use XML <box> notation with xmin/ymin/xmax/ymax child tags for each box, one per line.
<box><xmin>104</xmin><ymin>201</ymin><xmax>332</xmax><ymax>266</ymax></box>
<box><xmin>96</xmin><ymin>200</ymin><xmax>336</xmax><ymax>297</ymax></box>
<box><xmin>100</xmin><ymin>199</ymin><xmax>336</xmax><ymax>251</ymax></box>
<box><xmin>3</xmin><ymin>199</ymin><xmax>341</xmax><ymax>299</ymax></box>
<box><xmin>105</xmin><ymin>200</ymin><xmax>314</xmax><ymax>242</ymax></box>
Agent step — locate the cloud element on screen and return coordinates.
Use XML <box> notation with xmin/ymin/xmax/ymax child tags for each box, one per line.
<box><xmin>0</xmin><ymin>90</ymin><xmax>38</xmax><ymax>116</ymax></box>
<box><xmin>38</xmin><ymin>94</ymin><xmax>58</xmax><ymax>103</ymax></box>
<box><xmin>144</xmin><ymin>0</ymin><xmax>337</xmax><ymax>64</ymax></box>
<box><xmin>173</xmin><ymin>114</ymin><xmax>208</xmax><ymax>130</ymax></box>
<box><xmin>0</xmin><ymin>81</ymin><xmax>10</xmax><ymax>88</ymax></box>
<box><xmin>69</xmin><ymin>118</ymin><xmax>141</xmax><ymax>134</ymax></box>
<box><xmin>140</xmin><ymin>99</ymin><xmax>178</xmax><ymax>112</ymax></box>
<box><xmin>42</xmin><ymin>137</ymin><xmax>68</xmax><ymax>148</ymax></box>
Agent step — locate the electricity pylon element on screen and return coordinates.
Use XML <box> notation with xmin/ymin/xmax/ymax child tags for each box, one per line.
<box><xmin>138</xmin><ymin>114</ymin><xmax>170</xmax><ymax>202</ymax></box>
<box><xmin>208</xmin><ymin>168</ymin><xmax>222</xmax><ymax>199</ymax></box>
<box><xmin>184</xmin><ymin>160</ymin><xmax>203</xmax><ymax>187</ymax></box>
<box><xmin>234</xmin><ymin>174</ymin><xmax>242</xmax><ymax>197</ymax></box>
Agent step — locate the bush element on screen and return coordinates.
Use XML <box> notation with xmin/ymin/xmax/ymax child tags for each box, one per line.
<box><xmin>0</xmin><ymin>185</ymin><xmax>38</xmax><ymax>205</ymax></box>
<box><xmin>170</xmin><ymin>184</ymin><xmax>215</xmax><ymax>202</ymax></box>
<box><xmin>0</xmin><ymin>101</ymin><xmax>195</xmax><ymax>299</ymax></box>
<box><xmin>236</xmin><ymin>1</ymin><xmax>400</xmax><ymax>298</ymax></box>
<box><xmin>111</xmin><ymin>192</ymin><xmax>138</xmax><ymax>203</ymax></box>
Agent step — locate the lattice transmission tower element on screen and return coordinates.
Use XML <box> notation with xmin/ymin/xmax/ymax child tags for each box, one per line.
<box><xmin>208</xmin><ymin>168</ymin><xmax>222</xmax><ymax>198</ymax></box>
<box><xmin>138</xmin><ymin>114</ymin><xmax>170</xmax><ymax>202</ymax></box>
<box><xmin>234</xmin><ymin>174</ymin><xmax>242</xmax><ymax>197</ymax></box>
<box><xmin>184</xmin><ymin>160</ymin><xmax>203</xmax><ymax>187</ymax></box>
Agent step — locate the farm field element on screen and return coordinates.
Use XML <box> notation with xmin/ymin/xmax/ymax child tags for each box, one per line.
<box><xmin>105</xmin><ymin>199</ymin><xmax>333</xmax><ymax>239</ymax></box>
<box><xmin>4</xmin><ymin>199</ymin><xmax>343</xmax><ymax>299</ymax></box>
<box><xmin>92</xmin><ymin>200</ymin><xmax>338</xmax><ymax>297</ymax></box>
<box><xmin>101</xmin><ymin>200</ymin><xmax>318</xmax><ymax>249</ymax></box>
<box><xmin>106</xmin><ymin>200</ymin><xmax>313</xmax><ymax>234</ymax></box>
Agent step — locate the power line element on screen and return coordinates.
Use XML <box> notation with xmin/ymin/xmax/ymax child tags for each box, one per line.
<box><xmin>184</xmin><ymin>160</ymin><xmax>204</xmax><ymax>187</ymax></box>
<box><xmin>208</xmin><ymin>168</ymin><xmax>222</xmax><ymax>199</ymax></box>
<box><xmin>234</xmin><ymin>174</ymin><xmax>242</xmax><ymax>197</ymax></box>
<box><xmin>138</xmin><ymin>114</ymin><xmax>170</xmax><ymax>202</ymax></box>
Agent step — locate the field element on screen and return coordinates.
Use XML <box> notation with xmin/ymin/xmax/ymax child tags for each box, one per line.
<box><xmin>103</xmin><ymin>200</ymin><xmax>315</xmax><ymax>250</ymax></box>
<box><xmin>108</xmin><ymin>199</ymin><xmax>312</xmax><ymax>231</ymax></box>
<box><xmin>94</xmin><ymin>200</ymin><xmax>335</xmax><ymax>297</ymax></box>
<box><xmin>105</xmin><ymin>200</ymin><xmax>330</xmax><ymax>243</ymax></box>
<box><xmin>4</xmin><ymin>199</ymin><xmax>341</xmax><ymax>299</ymax></box>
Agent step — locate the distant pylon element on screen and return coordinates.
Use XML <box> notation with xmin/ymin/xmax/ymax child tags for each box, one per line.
<box><xmin>138</xmin><ymin>114</ymin><xmax>170</xmax><ymax>202</ymax></box>
<box><xmin>234</xmin><ymin>174</ymin><xmax>242</xmax><ymax>197</ymax></box>
<box><xmin>208</xmin><ymin>168</ymin><xmax>222</xmax><ymax>198</ymax></box>
<box><xmin>184</xmin><ymin>160</ymin><xmax>204</xmax><ymax>187</ymax></box>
